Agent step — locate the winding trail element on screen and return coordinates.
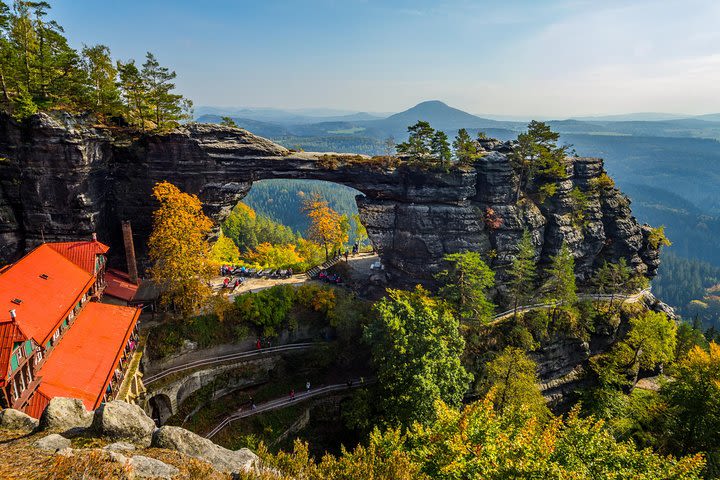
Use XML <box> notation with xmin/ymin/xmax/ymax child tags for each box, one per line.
<box><xmin>144</xmin><ymin>342</ymin><xmax>319</xmax><ymax>386</ymax></box>
<box><xmin>205</xmin><ymin>379</ymin><xmax>371</xmax><ymax>439</ymax></box>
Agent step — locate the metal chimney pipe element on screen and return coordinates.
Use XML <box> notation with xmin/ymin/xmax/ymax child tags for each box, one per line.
<box><xmin>92</xmin><ymin>232</ymin><xmax>97</xmax><ymax>241</ymax></box>
<box><xmin>9</xmin><ymin>309</ymin><xmax>16</xmax><ymax>320</ymax></box>
<box><xmin>121</xmin><ymin>221</ymin><xmax>139</xmax><ymax>285</ymax></box>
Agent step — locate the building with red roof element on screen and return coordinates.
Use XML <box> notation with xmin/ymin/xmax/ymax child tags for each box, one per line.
<box><xmin>0</xmin><ymin>238</ymin><xmax>141</xmax><ymax>416</ymax></box>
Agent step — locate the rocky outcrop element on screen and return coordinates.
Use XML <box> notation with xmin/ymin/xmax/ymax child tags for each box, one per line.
<box><xmin>129</xmin><ymin>455</ymin><xmax>180</xmax><ymax>479</ymax></box>
<box><xmin>0</xmin><ymin>408</ymin><xmax>39</xmax><ymax>431</ymax></box>
<box><xmin>0</xmin><ymin>112</ymin><xmax>660</xmax><ymax>288</ymax></box>
<box><xmin>153</xmin><ymin>425</ymin><xmax>259</xmax><ymax>474</ymax></box>
<box><xmin>39</xmin><ymin>397</ymin><xmax>93</xmax><ymax>432</ymax></box>
<box><xmin>91</xmin><ymin>400</ymin><xmax>156</xmax><ymax>446</ymax></box>
<box><xmin>1</xmin><ymin>398</ymin><xmax>264</xmax><ymax>477</ymax></box>
<box><xmin>34</xmin><ymin>433</ymin><xmax>71</xmax><ymax>452</ymax></box>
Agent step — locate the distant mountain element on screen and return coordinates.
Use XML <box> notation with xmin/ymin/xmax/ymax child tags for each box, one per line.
<box><xmin>194</xmin><ymin>106</ymin><xmax>385</xmax><ymax>125</ymax></box>
<box><xmin>372</xmin><ymin>100</ymin><xmax>500</xmax><ymax>130</ymax></box>
<box><xmin>570</xmin><ymin>112</ymin><xmax>691</xmax><ymax>122</ymax></box>
<box><xmin>694</xmin><ymin>113</ymin><xmax>720</xmax><ymax>122</ymax></box>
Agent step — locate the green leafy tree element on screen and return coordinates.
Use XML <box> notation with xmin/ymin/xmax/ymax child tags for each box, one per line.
<box><xmin>507</xmin><ymin>230</ymin><xmax>537</xmax><ymax>315</ymax></box>
<box><xmin>436</xmin><ymin>251</ymin><xmax>495</xmax><ymax>324</ymax></box>
<box><xmin>430</xmin><ymin>129</ymin><xmax>451</xmax><ymax>165</ymax></box>
<box><xmin>480</xmin><ymin>346</ymin><xmax>549</xmax><ymax>417</ymax></box>
<box><xmin>452</xmin><ymin>127</ymin><xmax>479</xmax><ymax>164</ymax></box>
<box><xmin>364</xmin><ymin>286</ymin><xmax>472</xmax><ymax>427</ymax></box>
<box><xmin>621</xmin><ymin>310</ymin><xmax>677</xmax><ymax>373</ymax></box>
<box><xmin>396</xmin><ymin>120</ymin><xmax>434</xmax><ymax>161</ymax></box>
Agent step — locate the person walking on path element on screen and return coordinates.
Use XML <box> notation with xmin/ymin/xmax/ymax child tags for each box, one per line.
<box><xmin>305</xmin><ymin>381</ymin><xmax>311</xmax><ymax>393</ymax></box>
<box><xmin>290</xmin><ymin>389</ymin><xmax>295</xmax><ymax>401</ymax></box>
<box><xmin>256</xmin><ymin>338</ymin><xmax>261</xmax><ymax>350</ymax></box>
<box><xmin>250</xmin><ymin>396</ymin><xmax>256</xmax><ymax>410</ymax></box>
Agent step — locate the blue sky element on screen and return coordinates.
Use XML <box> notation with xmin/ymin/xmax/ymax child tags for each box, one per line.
<box><xmin>51</xmin><ymin>0</ymin><xmax>720</xmax><ymax>116</ymax></box>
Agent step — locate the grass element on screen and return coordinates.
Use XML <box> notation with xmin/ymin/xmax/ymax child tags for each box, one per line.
<box><xmin>0</xmin><ymin>428</ymin><xmax>231</xmax><ymax>480</ymax></box>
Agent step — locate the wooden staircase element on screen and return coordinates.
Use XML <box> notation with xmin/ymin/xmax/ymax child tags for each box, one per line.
<box><xmin>306</xmin><ymin>255</ymin><xmax>343</xmax><ymax>278</ymax></box>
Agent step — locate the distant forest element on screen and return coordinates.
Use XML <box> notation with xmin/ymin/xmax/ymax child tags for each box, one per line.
<box><xmin>653</xmin><ymin>250</ymin><xmax>720</xmax><ymax>330</ymax></box>
<box><xmin>243</xmin><ymin>179</ymin><xmax>363</xmax><ymax>239</ymax></box>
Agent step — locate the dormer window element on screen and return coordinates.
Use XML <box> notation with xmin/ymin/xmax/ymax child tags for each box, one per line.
<box><xmin>11</xmin><ymin>298</ymin><xmax>22</xmax><ymax>305</ymax></box>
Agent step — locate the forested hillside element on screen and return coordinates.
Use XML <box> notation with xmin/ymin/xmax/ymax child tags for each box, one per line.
<box><xmin>654</xmin><ymin>251</ymin><xmax>720</xmax><ymax>330</ymax></box>
<box><xmin>244</xmin><ymin>179</ymin><xmax>363</xmax><ymax>235</ymax></box>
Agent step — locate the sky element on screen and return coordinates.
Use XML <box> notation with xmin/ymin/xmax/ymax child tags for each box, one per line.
<box><xmin>51</xmin><ymin>0</ymin><xmax>720</xmax><ymax>117</ymax></box>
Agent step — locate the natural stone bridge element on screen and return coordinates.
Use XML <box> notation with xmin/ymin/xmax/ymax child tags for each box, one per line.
<box><xmin>0</xmin><ymin>113</ymin><xmax>659</xmax><ymax>286</ymax></box>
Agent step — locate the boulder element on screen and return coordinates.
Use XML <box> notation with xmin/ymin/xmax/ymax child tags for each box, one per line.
<box><xmin>91</xmin><ymin>401</ymin><xmax>156</xmax><ymax>447</ymax></box>
<box><xmin>152</xmin><ymin>425</ymin><xmax>258</xmax><ymax>474</ymax></box>
<box><xmin>39</xmin><ymin>397</ymin><xmax>93</xmax><ymax>432</ymax></box>
<box><xmin>34</xmin><ymin>433</ymin><xmax>71</xmax><ymax>452</ymax></box>
<box><xmin>129</xmin><ymin>455</ymin><xmax>179</xmax><ymax>479</ymax></box>
<box><xmin>104</xmin><ymin>441</ymin><xmax>136</xmax><ymax>452</ymax></box>
<box><xmin>0</xmin><ymin>408</ymin><xmax>39</xmax><ymax>431</ymax></box>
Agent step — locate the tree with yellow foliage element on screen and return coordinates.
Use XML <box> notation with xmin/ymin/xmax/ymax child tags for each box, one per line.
<box><xmin>302</xmin><ymin>193</ymin><xmax>349</xmax><ymax>259</ymax></box>
<box><xmin>661</xmin><ymin>342</ymin><xmax>720</xmax><ymax>458</ymax></box>
<box><xmin>148</xmin><ymin>181</ymin><xmax>214</xmax><ymax>315</ymax></box>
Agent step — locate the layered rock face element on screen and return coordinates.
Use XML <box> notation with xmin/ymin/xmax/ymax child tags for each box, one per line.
<box><xmin>0</xmin><ymin>113</ymin><xmax>659</xmax><ymax>288</ymax></box>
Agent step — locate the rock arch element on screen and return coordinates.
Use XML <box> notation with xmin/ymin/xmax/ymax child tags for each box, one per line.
<box><xmin>148</xmin><ymin>393</ymin><xmax>173</xmax><ymax>425</ymax></box>
<box><xmin>0</xmin><ymin>114</ymin><xmax>660</xmax><ymax>285</ymax></box>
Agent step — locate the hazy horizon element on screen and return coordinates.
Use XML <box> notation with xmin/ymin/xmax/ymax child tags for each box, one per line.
<box><xmin>52</xmin><ymin>0</ymin><xmax>720</xmax><ymax>117</ymax></box>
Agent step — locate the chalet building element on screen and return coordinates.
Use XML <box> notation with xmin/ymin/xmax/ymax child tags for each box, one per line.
<box><xmin>0</xmin><ymin>238</ymin><xmax>143</xmax><ymax>417</ymax></box>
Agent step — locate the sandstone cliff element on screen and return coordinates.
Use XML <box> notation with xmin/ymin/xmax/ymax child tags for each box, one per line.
<box><xmin>0</xmin><ymin>112</ymin><xmax>659</xmax><ymax>289</ymax></box>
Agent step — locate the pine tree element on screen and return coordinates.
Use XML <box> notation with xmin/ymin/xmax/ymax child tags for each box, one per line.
<box><xmin>141</xmin><ymin>52</ymin><xmax>191</xmax><ymax>129</ymax></box>
<box><xmin>396</xmin><ymin>120</ymin><xmax>434</xmax><ymax>161</ymax></box>
<box><xmin>430</xmin><ymin>130</ymin><xmax>451</xmax><ymax>165</ymax></box>
<box><xmin>452</xmin><ymin>127</ymin><xmax>479</xmax><ymax>164</ymax></box>
<box><xmin>507</xmin><ymin>230</ymin><xmax>537</xmax><ymax>315</ymax></box>
<box><xmin>117</xmin><ymin>59</ymin><xmax>149</xmax><ymax>129</ymax></box>
<box><xmin>545</xmin><ymin>242</ymin><xmax>577</xmax><ymax>307</ymax></box>
<box><xmin>81</xmin><ymin>44</ymin><xmax>120</xmax><ymax>115</ymax></box>
<box><xmin>510</xmin><ymin>120</ymin><xmax>568</xmax><ymax>201</ymax></box>
<box><xmin>436</xmin><ymin>251</ymin><xmax>495</xmax><ymax>324</ymax></box>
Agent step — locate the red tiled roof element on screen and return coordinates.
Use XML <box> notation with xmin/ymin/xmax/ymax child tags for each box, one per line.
<box><xmin>0</xmin><ymin>245</ymin><xmax>95</xmax><ymax>347</ymax></box>
<box><xmin>0</xmin><ymin>320</ymin><xmax>28</xmax><ymax>387</ymax></box>
<box><xmin>37</xmin><ymin>302</ymin><xmax>140</xmax><ymax>410</ymax></box>
<box><xmin>48</xmin><ymin>240</ymin><xmax>109</xmax><ymax>274</ymax></box>
<box><xmin>105</xmin><ymin>269</ymin><xmax>140</xmax><ymax>302</ymax></box>
<box><xmin>25</xmin><ymin>389</ymin><xmax>50</xmax><ymax>419</ymax></box>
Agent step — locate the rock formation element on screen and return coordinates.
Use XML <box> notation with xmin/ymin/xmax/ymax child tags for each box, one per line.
<box><xmin>0</xmin><ymin>112</ymin><xmax>660</xmax><ymax>287</ymax></box>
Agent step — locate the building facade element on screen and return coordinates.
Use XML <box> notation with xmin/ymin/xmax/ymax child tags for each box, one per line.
<box><xmin>0</xmin><ymin>238</ymin><xmax>142</xmax><ymax>417</ymax></box>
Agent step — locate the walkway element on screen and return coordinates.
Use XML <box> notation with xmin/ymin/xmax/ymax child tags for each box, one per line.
<box><xmin>205</xmin><ymin>379</ymin><xmax>369</xmax><ymax>439</ymax></box>
<box><xmin>489</xmin><ymin>288</ymin><xmax>651</xmax><ymax>324</ymax></box>
<box><xmin>143</xmin><ymin>342</ymin><xmax>319</xmax><ymax>387</ymax></box>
